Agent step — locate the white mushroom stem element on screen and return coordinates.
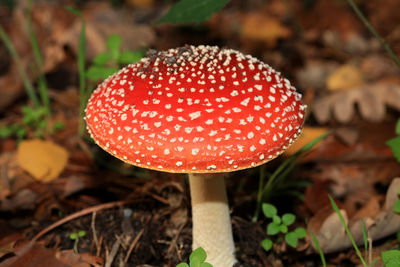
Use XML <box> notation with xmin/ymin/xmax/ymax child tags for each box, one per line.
<box><xmin>188</xmin><ymin>173</ymin><xmax>236</xmax><ymax>267</ymax></box>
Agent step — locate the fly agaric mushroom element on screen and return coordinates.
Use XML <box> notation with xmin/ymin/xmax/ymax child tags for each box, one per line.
<box><xmin>85</xmin><ymin>45</ymin><xmax>305</xmax><ymax>267</ymax></box>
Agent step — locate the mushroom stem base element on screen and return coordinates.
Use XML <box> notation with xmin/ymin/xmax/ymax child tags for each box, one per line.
<box><xmin>188</xmin><ymin>173</ymin><xmax>236</xmax><ymax>267</ymax></box>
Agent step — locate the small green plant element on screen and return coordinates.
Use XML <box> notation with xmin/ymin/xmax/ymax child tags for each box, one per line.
<box><xmin>260</xmin><ymin>203</ymin><xmax>307</xmax><ymax>251</ymax></box>
<box><xmin>69</xmin><ymin>230</ymin><xmax>86</xmax><ymax>254</ymax></box>
<box><xmin>387</xmin><ymin>119</ymin><xmax>400</xmax><ymax>163</ymax></box>
<box><xmin>0</xmin><ymin>123</ymin><xmax>27</xmax><ymax>140</ymax></box>
<box><xmin>382</xmin><ymin>249</ymin><xmax>400</xmax><ymax>267</ymax></box>
<box><xmin>393</xmin><ymin>188</ymin><xmax>400</xmax><ymax>266</ymax></box>
<box><xmin>393</xmin><ymin>186</ymin><xmax>400</xmax><ymax>214</ymax></box>
<box><xmin>86</xmin><ymin>34</ymin><xmax>144</xmax><ymax>82</ymax></box>
<box><xmin>66</xmin><ymin>6</ymin><xmax>145</xmax><ymax>137</ymax></box>
<box><xmin>0</xmin><ymin>106</ymin><xmax>64</xmax><ymax>140</ymax></box>
<box><xmin>176</xmin><ymin>247</ymin><xmax>213</xmax><ymax>267</ymax></box>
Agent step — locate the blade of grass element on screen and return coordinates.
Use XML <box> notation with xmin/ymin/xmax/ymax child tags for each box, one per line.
<box><xmin>261</xmin><ymin>156</ymin><xmax>300</xmax><ymax>201</ymax></box>
<box><xmin>0</xmin><ymin>26</ymin><xmax>40</xmax><ymax>109</ymax></box>
<box><xmin>253</xmin><ymin>131</ymin><xmax>331</xmax><ymax>220</ymax></box>
<box><xmin>347</xmin><ymin>0</ymin><xmax>400</xmax><ymax>68</ymax></box>
<box><xmin>308</xmin><ymin>225</ymin><xmax>327</xmax><ymax>267</ymax></box>
<box><xmin>253</xmin><ymin>164</ymin><xmax>266</xmax><ymax>222</ymax></box>
<box><xmin>66</xmin><ymin>7</ymin><xmax>87</xmax><ymax>136</ymax></box>
<box><xmin>78</xmin><ymin>17</ymin><xmax>86</xmax><ymax>136</ymax></box>
<box><xmin>328</xmin><ymin>195</ymin><xmax>367</xmax><ymax>266</ymax></box>
<box><xmin>361</xmin><ymin>219</ymin><xmax>368</xmax><ymax>264</ymax></box>
<box><xmin>27</xmin><ymin>0</ymin><xmax>49</xmax><ymax>114</ymax></box>
<box><xmin>267</xmin><ymin>130</ymin><xmax>331</xmax><ymax>189</ymax></box>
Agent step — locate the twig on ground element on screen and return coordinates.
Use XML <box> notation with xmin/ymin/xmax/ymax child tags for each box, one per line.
<box><xmin>96</xmin><ymin>235</ymin><xmax>104</xmax><ymax>257</ymax></box>
<box><xmin>123</xmin><ymin>228</ymin><xmax>144</xmax><ymax>264</ymax></box>
<box><xmin>33</xmin><ymin>200</ymin><xmax>135</xmax><ymax>242</ymax></box>
<box><xmin>148</xmin><ymin>193</ymin><xmax>170</xmax><ymax>204</ymax></box>
<box><xmin>166</xmin><ymin>222</ymin><xmax>186</xmax><ymax>258</ymax></box>
<box><xmin>105</xmin><ymin>238</ymin><xmax>120</xmax><ymax>267</ymax></box>
<box><xmin>91</xmin><ymin>211</ymin><xmax>99</xmax><ymax>248</ymax></box>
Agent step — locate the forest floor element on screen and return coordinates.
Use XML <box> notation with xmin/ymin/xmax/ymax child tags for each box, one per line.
<box><xmin>1</xmin><ymin>0</ymin><xmax>400</xmax><ymax>266</ymax></box>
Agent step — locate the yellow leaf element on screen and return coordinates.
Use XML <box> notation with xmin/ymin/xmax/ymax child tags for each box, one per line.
<box><xmin>327</xmin><ymin>64</ymin><xmax>364</xmax><ymax>91</ymax></box>
<box><xmin>285</xmin><ymin>127</ymin><xmax>329</xmax><ymax>156</ymax></box>
<box><xmin>17</xmin><ymin>139</ymin><xmax>69</xmax><ymax>182</ymax></box>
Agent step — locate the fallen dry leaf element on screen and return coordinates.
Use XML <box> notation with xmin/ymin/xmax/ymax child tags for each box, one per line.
<box><xmin>0</xmin><ymin>241</ymin><xmax>102</xmax><ymax>267</ymax></box>
<box><xmin>17</xmin><ymin>139</ymin><xmax>68</xmax><ymax>182</ymax></box>
<box><xmin>63</xmin><ymin>175</ymin><xmax>86</xmax><ymax>197</ymax></box>
<box><xmin>334</xmin><ymin>127</ymin><xmax>359</xmax><ymax>146</ymax></box>
<box><xmin>326</xmin><ymin>64</ymin><xmax>364</xmax><ymax>91</ymax></box>
<box><xmin>65</xmin><ymin>2</ymin><xmax>155</xmax><ymax>60</ymax></box>
<box><xmin>296</xmin><ymin>60</ymin><xmax>338</xmax><ymax>90</ymax></box>
<box><xmin>304</xmin><ymin>180</ymin><xmax>331</xmax><ymax>215</ymax></box>
<box><xmin>0</xmin><ymin>151</ymin><xmax>36</xmax><ymax>210</ymax></box>
<box><xmin>309</xmin><ymin>163</ymin><xmax>377</xmax><ymax>204</ymax></box>
<box><xmin>284</xmin><ymin>127</ymin><xmax>330</xmax><ymax>156</ymax></box>
<box><xmin>310</xmin><ymin>178</ymin><xmax>400</xmax><ymax>253</ymax></box>
<box><xmin>126</xmin><ymin>0</ymin><xmax>154</xmax><ymax>8</ymax></box>
<box><xmin>351</xmin><ymin>196</ymin><xmax>381</xmax><ymax>222</ymax></box>
<box><xmin>312</xmin><ymin>82</ymin><xmax>400</xmax><ymax>123</ymax></box>
<box><xmin>240</xmin><ymin>13</ymin><xmax>291</xmax><ymax>46</ymax></box>
<box><xmin>297</xmin><ymin>0</ymin><xmax>362</xmax><ymax>39</ymax></box>
<box><xmin>0</xmin><ymin>241</ymin><xmax>15</xmax><ymax>259</ymax></box>
<box><xmin>360</xmin><ymin>54</ymin><xmax>400</xmax><ymax>80</ymax></box>
<box><xmin>0</xmin><ymin>189</ymin><xmax>38</xmax><ymax>211</ymax></box>
<box><xmin>0</xmin><ymin>69</ymin><xmax>23</xmax><ymax>112</ymax></box>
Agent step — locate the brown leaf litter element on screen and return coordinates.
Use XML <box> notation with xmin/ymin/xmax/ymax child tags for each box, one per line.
<box><xmin>309</xmin><ymin>178</ymin><xmax>400</xmax><ymax>254</ymax></box>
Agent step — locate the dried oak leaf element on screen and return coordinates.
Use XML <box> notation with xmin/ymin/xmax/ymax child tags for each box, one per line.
<box><xmin>312</xmin><ymin>82</ymin><xmax>400</xmax><ymax>123</ymax></box>
<box><xmin>310</xmin><ymin>178</ymin><xmax>400</xmax><ymax>253</ymax></box>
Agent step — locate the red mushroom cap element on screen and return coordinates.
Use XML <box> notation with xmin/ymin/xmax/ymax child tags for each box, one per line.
<box><xmin>85</xmin><ymin>45</ymin><xmax>306</xmax><ymax>173</ymax></box>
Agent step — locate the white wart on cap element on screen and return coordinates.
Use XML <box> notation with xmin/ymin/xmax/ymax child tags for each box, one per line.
<box><xmin>85</xmin><ymin>45</ymin><xmax>306</xmax><ymax>173</ymax></box>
